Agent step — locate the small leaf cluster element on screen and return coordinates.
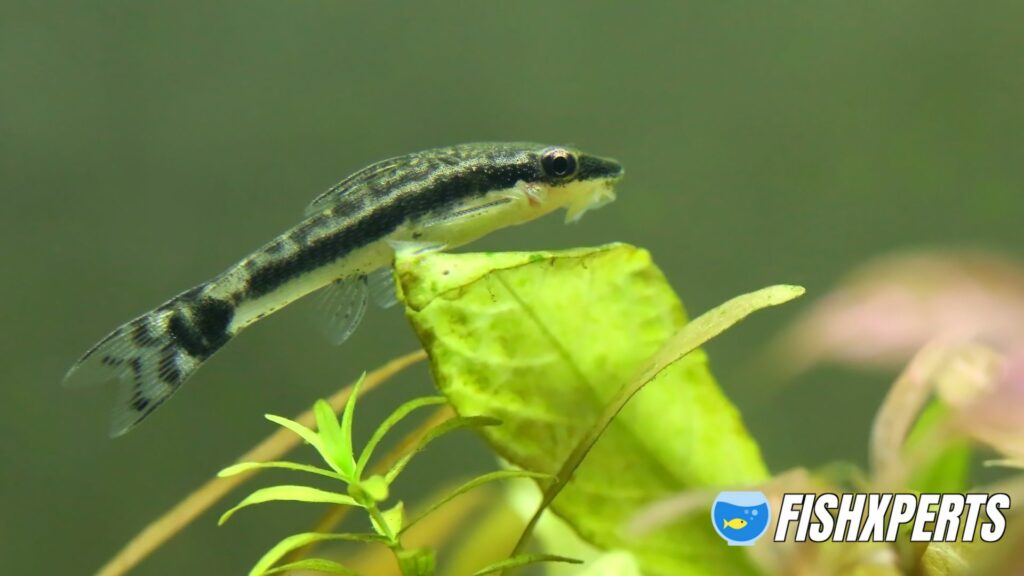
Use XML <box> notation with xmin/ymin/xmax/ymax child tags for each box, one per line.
<box><xmin>218</xmin><ymin>375</ymin><xmax>566</xmax><ymax>576</ymax></box>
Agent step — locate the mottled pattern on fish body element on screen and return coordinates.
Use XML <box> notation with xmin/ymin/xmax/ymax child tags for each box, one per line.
<box><xmin>64</xmin><ymin>142</ymin><xmax>623</xmax><ymax>436</ymax></box>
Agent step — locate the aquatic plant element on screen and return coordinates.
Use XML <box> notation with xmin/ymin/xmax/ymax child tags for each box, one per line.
<box><xmin>214</xmin><ymin>243</ymin><xmax>801</xmax><ymax>575</ymax></box>
<box><xmin>101</xmin><ymin>245</ymin><xmax>1024</xmax><ymax>575</ymax></box>
<box><xmin>217</xmin><ymin>378</ymin><xmax>571</xmax><ymax>575</ymax></box>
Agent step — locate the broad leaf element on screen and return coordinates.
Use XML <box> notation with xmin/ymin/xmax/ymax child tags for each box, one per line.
<box><xmin>397</xmin><ymin>244</ymin><xmax>801</xmax><ymax>576</ymax></box>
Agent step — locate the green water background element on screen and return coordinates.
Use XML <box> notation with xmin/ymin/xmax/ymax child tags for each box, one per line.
<box><xmin>2</xmin><ymin>2</ymin><xmax>1021</xmax><ymax>573</ymax></box>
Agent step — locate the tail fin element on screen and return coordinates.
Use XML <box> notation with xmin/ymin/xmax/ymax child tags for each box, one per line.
<box><xmin>64</xmin><ymin>291</ymin><xmax>234</xmax><ymax>436</ymax></box>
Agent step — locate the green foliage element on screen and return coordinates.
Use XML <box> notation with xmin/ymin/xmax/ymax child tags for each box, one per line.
<box><xmin>396</xmin><ymin>244</ymin><xmax>803</xmax><ymax>575</ymax></box>
<box><xmin>222</xmin><ymin>245</ymin><xmax>805</xmax><ymax>575</ymax></box>
<box><xmin>219</xmin><ymin>485</ymin><xmax>361</xmax><ymax>525</ymax></box>
<box><xmin>248</xmin><ymin>532</ymin><xmax>387</xmax><ymax>576</ymax></box>
<box><xmin>471</xmin><ymin>554</ymin><xmax>583</xmax><ymax>575</ymax></box>
<box><xmin>219</xmin><ymin>375</ymin><xmax>570</xmax><ymax>576</ymax></box>
<box><xmin>904</xmin><ymin>401</ymin><xmax>971</xmax><ymax>493</ymax></box>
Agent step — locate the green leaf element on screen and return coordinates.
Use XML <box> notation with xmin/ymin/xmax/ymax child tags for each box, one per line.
<box><xmin>921</xmin><ymin>541</ymin><xmax>972</xmax><ymax>576</ymax></box>
<box><xmin>217</xmin><ymin>461</ymin><xmax>344</xmax><ymax>481</ymax></box>
<box><xmin>401</xmin><ymin>470</ymin><xmax>551</xmax><ymax>534</ymax></box>
<box><xmin>248</xmin><ymin>532</ymin><xmax>386</xmax><ymax>576</ymax></box>
<box><xmin>383</xmin><ymin>415</ymin><xmax>500</xmax><ymax>484</ymax></box>
<box><xmin>219</xmin><ymin>485</ymin><xmax>362</xmax><ymax>525</ymax></box>
<box><xmin>263</xmin><ymin>558</ymin><xmax>361</xmax><ymax>575</ymax></box>
<box><xmin>338</xmin><ymin>375</ymin><xmax>365</xmax><ymax>478</ymax></box>
<box><xmin>315</xmin><ymin>397</ymin><xmax>355</xmax><ymax>479</ymax></box>
<box><xmin>356</xmin><ymin>396</ymin><xmax>448</xmax><ymax>476</ymax></box>
<box><xmin>395</xmin><ymin>547</ymin><xmax>436</xmax><ymax>576</ymax></box>
<box><xmin>375</xmin><ymin>501</ymin><xmax>404</xmax><ymax>535</ymax></box>
<box><xmin>359</xmin><ymin>475</ymin><xmax>390</xmax><ymax>502</ymax></box>
<box><xmin>576</xmin><ymin>551</ymin><xmax>641</xmax><ymax>575</ymax></box>
<box><xmin>905</xmin><ymin>401</ymin><xmax>970</xmax><ymax>493</ymax></box>
<box><xmin>265</xmin><ymin>414</ymin><xmax>337</xmax><ymax>474</ymax></box>
<box><xmin>397</xmin><ymin>244</ymin><xmax>802</xmax><ymax>576</ymax></box>
<box><xmin>471</xmin><ymin>553</ymin><xmax>582</xmax><ymax>575</ymax></box>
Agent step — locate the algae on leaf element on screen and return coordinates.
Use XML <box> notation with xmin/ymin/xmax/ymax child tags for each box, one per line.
<box><xmin>396</xmin><ymin>244</ymin><xmax>797</xmax><ymax>576</ymax></box>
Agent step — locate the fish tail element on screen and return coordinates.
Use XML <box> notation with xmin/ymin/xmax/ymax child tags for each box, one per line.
<box><xmin>63</xmin><ymin>286</ymin><xmax>236</xmax><ymax>436</ymax></box>
<box><xmin>723</xmin><ymin>519</ymin><xmax>727</xmax><ymax>529</ymax></box>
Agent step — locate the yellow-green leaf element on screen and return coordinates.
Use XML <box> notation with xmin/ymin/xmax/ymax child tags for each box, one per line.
<box><xmin>401</xmin><ymin>470</ymin><xmax>551</xmax><ymax>534</ymax></box>
<box><xmin>217</xmin><ymin>460</ymin><xmax>343</xmax><ymax>481</ymax></box>
<box><xmin>356</xmin><ymin>395</ymin><xmax>448</xmax><ymax>476</ymax></box>
<box><xmin>360</xmin><ymin>474</ymin><xmax>389</xmax><ymax>502</ymax></box>
<box><xmin>264</xmin><ymin>414</ymin><xmax>338</xmax><ymax>474</ymax></box>
<box><xmin>471</xmin><ymin>553</ymin><xmax>582</xmax><ymax>575</ymax></box>
<box><xmin>248</xmin><ymin>532</ymin><xmax>386</xmax><ymax>576</ymax></box>
<box><xmin>397</xmin><ymin>244</ymin><xmax>801</xmax><ymax>576</ymax></box>
<box><xmin>263</xmin><ymin>558</ymin><xmax>361</xmax><ymax>575</ymax></box>
<box><xmin>219</xmin><ymin>485</ymin><xmax>362</xmax><ymax>525</ymax></box>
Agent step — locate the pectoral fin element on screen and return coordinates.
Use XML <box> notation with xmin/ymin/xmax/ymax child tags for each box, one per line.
<box><xmin>316</xmin><ymin>276</ymin><xmax>369</xmax><ymax>345</ymax></box>
<box><xmin>367</xmin><ymin>267</ymin><xmax>399</xmax><ymax>309</ymax></box>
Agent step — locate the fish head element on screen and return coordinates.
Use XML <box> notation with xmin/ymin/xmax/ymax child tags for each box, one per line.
<box><xmin>533</xmin><ymin>145</ymin><xmax>624</xmax><ymax>223</ymax></box>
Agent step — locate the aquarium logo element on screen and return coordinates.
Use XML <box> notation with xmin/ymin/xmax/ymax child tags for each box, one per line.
<box><xmin>712</xmin><ymin>491</ymin><xmax>771</xmax><ymax>545</ymax></box>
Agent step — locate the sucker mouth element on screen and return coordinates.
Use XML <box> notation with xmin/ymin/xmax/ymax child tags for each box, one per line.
<box><xmin>564</xmin><ymin>180</ymin><xmax>618</xmax><ymax>223</ymax></box>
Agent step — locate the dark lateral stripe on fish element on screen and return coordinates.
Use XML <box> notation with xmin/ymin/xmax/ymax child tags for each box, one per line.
<box><xmin>243</xmin><ymin>158</ymin><xmax>542</xmax><ymax>300</ymax></box>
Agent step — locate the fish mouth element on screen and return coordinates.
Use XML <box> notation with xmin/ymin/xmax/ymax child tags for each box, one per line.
<box><xmin>564</xmin><ymin>178</ymin><xmax>618</xmax><ymax>224</ymax></box>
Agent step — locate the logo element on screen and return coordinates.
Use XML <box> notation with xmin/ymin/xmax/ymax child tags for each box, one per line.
<box><xmin>712</xmin><ymin>491</ymin><xmax>771</xmax><ymax>545</ymax></box>
<box><xmin>711</xmin><ymin>491</ymin><xmax>1011</xmax><ymax>545</ymax></box>
<box><xmin>774</xmin><ymin>493</ymin><xmax>1010</xmax><ymax>543</ymax></box>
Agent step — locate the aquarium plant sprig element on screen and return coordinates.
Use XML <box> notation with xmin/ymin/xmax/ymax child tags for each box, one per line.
<box><xmin>218</xmin><ymin>375</ymin><xmax>572</xmax><ymax>576</ymax></box>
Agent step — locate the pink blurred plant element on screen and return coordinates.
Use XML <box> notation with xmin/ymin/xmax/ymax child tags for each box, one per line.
<box><xmin>776</xmin><ymin>250</ymin><xmax>1024</xmax><ymax>374</ymax></box>
<box><xmin>629</xmin><ymin>249</ymin><xmax>1024</xmax><ymax>576</ymax></box>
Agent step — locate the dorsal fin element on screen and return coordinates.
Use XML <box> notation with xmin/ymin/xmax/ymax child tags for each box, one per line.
<box><xmin>304</xmin><ymin>157</ymin><xmax>404</xmax><ymax>217</ymax></box>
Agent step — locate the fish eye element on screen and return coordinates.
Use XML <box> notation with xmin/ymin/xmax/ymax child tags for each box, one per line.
<box><xmin>541</xmin><ymin>148</ymin><xmax>578</xmax><ymax>179</ymax></box>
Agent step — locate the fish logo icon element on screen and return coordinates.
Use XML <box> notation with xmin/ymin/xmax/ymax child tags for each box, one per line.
<box><xmin>712</xmin><ymin>491</ymin><xmax>770</xmax><ymax>545</ymax></box>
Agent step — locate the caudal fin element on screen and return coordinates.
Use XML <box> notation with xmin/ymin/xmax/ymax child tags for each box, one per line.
<box><xmin>64</xmin><ymin>291</ymin><xmax>234</xmax><ymax>436</ymax></box>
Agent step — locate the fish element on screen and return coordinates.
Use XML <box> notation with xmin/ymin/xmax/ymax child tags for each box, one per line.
<box><xmin>723</xmin><ymin>518</ymin><xmax>749</xmax><ymax>530</ymax></box>
<box><xmin>64</xmin><ymin>142</ymin><xmax>624</xmax><ymax>436</ymax></box>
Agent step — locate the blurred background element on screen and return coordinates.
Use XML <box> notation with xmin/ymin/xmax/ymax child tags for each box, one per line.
<box><xmin>2</xmin><ymin>1</ymin><xmax>1021</xmax><ymax>573</ymax></box>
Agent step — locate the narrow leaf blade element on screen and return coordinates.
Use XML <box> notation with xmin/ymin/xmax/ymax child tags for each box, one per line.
<box><xmin>472</xmin><ymin>553</ymin><xmax>581</xmax><ymax>576</ymax></box>
<box><xmin>217</xmin><ymin>461</ymin><xmax>343</xmax><ymax>481</ymax></box>
<box><xmin>337</xmin><ymin>374</ymin><xmax>365</xmax><ymax>479</ymax></box>
<box><xmin>356</xmin><ymin>395</ymin><xmax>448</xmax><ymax>475</ymax></box>
<box><xmin>263</xmin><ymin>558</ymin><xmax>361</xmax><ymax>575</ymax></box>
<box><xmin>219</xmin><ymin>485</ymin><xmax>362</xmax><ymax>525</ymax></box>
<box><xmin>383</xmin><ymin>415</ymin><xmax>500</xmax><ymax>484</ymax></box>
<box><xmin>248</xmin><ymin>532</ymin><xmax>385</xmax><ymax>576</ymax></box>
<box><xmin>401</xmin><ymin>470</ymin><xmax>550</xmax><ymax>534</ymax></box>
<box><xmin>265</xmin><ymin>414</ymin><xmax>336</xmax><ymax>472</ymax></box>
